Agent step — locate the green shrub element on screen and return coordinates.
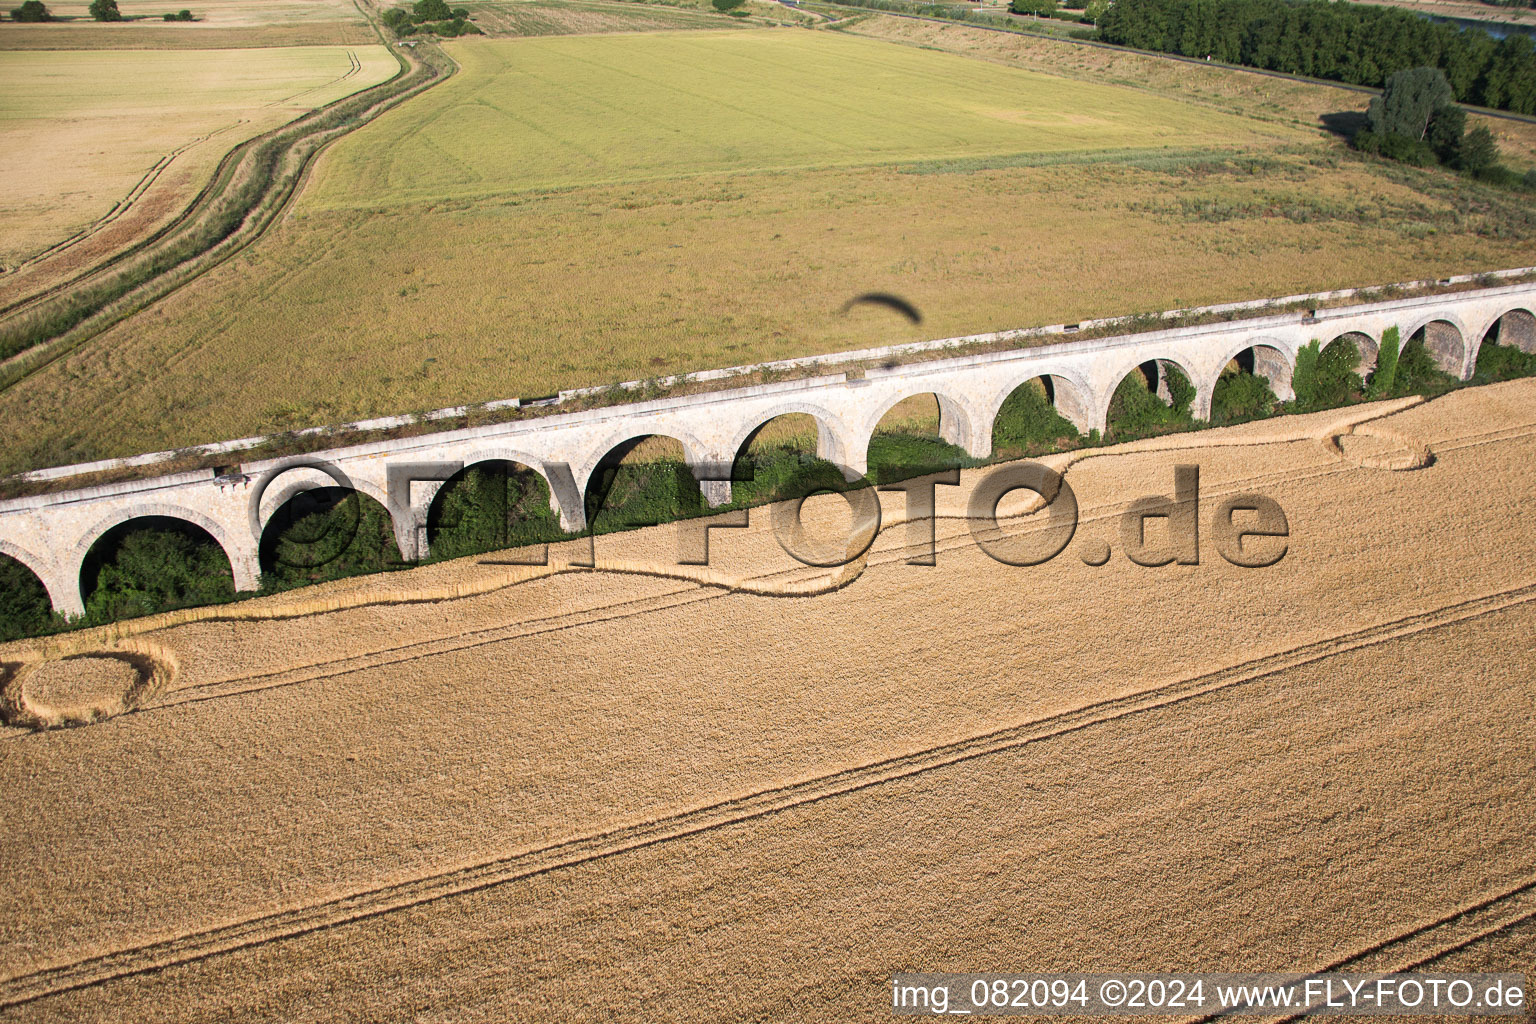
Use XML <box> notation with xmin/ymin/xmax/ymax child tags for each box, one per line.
<box><xmin>1291</xmin><ymin>338</ymin><xmax>1362</xmax><ymax>410</ymax></box>
<box><xmin>990</xmin><ymin>379</ymin><xmax>1081</xmax><ymax>457</ymax></box>
<box><xmin>585</xmin><ymin>460</ymin><xmax>707</xmax><ymax>536</ymax></box>
<box><xmin>259</xmin><ymin>488</ymin><xmax>405</xmax><ymax>591</ymax></box>
<box><xmin>1389</xmin><ymin>338</ymin><xmax>1460</xmax><ymax>397</ymax></box>
<box><xmin>1366</xmin><ymin>326</ymin><xmax>1400</xmax><ymax>399</ymax></box>
<box><xmin>1291</xmin><ymin>339</ymin><xmax>1320</xmax><ymax>408</ymax></box>
<box><xmin>1472</xmin><ymin>337</ymin><xmax>1536</xmax><ymax>383</ymax></box>
<box><xmin>80</xmin><ymin>521</ymin><xmax>236</xmax><ymax>625</ymax></box>
<box><xmin>427</xmin><ymin>462</ymin><xmax>567</xmax><ymax>560</ymax></box>
<box><xmin>1106</xmin><ymin>363</ymin><xmax>1197</xmax><ymax>438</ymax></box>
<box><xmin>1210</xmin><ymin>369</ymin><xmax>1277</xmax><ymax>424</ymax></box>
<box><xmin>412</xmin><ymin>0</ymin><xmax>451</xmax><ymax>20</ymax></box>
<box><xmin>162</xmin><ymin>8</ymin><xmax>194</xmax><ymax>19</ymax></box>
<box><xmin>712</xmin><ymin>0</ymin><xmax>746</xmax><ymax>10</ymax></box>
<box><xmin>0</xmin><ymin>555</ymin><xmax>59</xmax><ymax>641</ymax></box>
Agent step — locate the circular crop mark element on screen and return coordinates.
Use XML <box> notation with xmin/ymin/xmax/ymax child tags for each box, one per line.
<box><xmin>1</xmin><ymin>643</ymin><xmax>176</xmax><ymax>731</ymax></box>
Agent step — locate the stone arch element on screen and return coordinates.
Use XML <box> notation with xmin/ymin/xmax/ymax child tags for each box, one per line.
<box><xmin>71</xmin><ymin>503</ymin><xmax>255</xmax><ymax>596</ymax></box>
<box><xmin>1323</xmin><ymin>331</ymin><xmax>1379</xmax><ymax>377</ymax></box>
<box><xmin>424</xmin><ymin>453</ymin><xmax>564</xmax><ymax>560</ymax></box>
<box><xmin>251</xmin><ymin>464</ymin><xmax>395</xmax><ymax>542</ymax></box>
<box><xmin>1213</xmin><ymin>338</ymin><xmax>1295</xmax><ymax>401</ymax></box>
<box><xmin>986</xmin><ymin>371</ymin><xmax>1095</xmax><ymax>453</ymax></box>
<box><xmin>1405</xmin><ymin>315</ymin><xmax>1469</xmax><ymax>378</ymax></box>
<box><xmin>727</xmin><ymin>403</ymin><xmax>849</xmax><ymax>472</ymax></box>
<box><xmin>577</xmin><ymin>426</ymin><xmax>709</xmax><ymax>499</ymax></box>
<box><xmin>0</xmin><ymin>539</ymin><xmax>68</xmax><ymax>617</ymax></box>
<box><xmin>581</xmin><ymin>431</ymin><xmax>711</xmax><ymax>531</ymax></box>
<box><xmin>983</xmin><ymin>367</ymin><xmax>1095</xmax><ymax>436</ymax></box>
<box><xmin>257</xmin><ymin>484</ymin><xmax>403</xmax><ymax>580</ymax></box>
<box><xmin>1103</xmin><ymin>354</ymin><xmax>1204</xmax><ymax>419</ymax></box>
<box><xmin>75</xmin><ymin>510</ymin><xmax>245</xmax><ymax>617</ymax></box>
<box><xmin>855</xmin><ymin>386</ymin><xmax>981</xmax><ymax>474</ymax></box>
<box><xmin>1473</xmin><ymin>308</ymin><xmax>1536</xmax><ymax>364</ymax></box>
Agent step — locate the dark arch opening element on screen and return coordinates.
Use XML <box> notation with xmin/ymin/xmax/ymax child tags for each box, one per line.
<box><xmin>1106</xmin><ymin>359</ymin><xmax>1195</xmax><ymax>439</ymax></box>
<box><xmin>258</xmin><ymin>487</ymin><xmax>403</xmax><ymax>591</ymax></box>
<box><xmin>1212</xmin><ymin>345</ymin><xmax>1286</xmax><ymax>424</ymax></box>
<box><xmin>584</xmin><ymin>435</ymin><xmax>707</xmax><ymax>537</ymax></box>
<box><xmin>80</xmin><ymin>516</ymin><xmax>235</xmax><ymax>624</ymax></box>
<box><xmin>1408</xmin><ymin>320</ymin><xmax>1466</xmax><ymax>378</ymax></box>
<box><xmin>868</xmin><ymin>393</ymin><xmax>978</xmax><ymax>485</ymax></box>
<box><xmin>1474</xmin><ymin>310</ymin><xmax>1536</xmax><ymax>383</ymax></box>
<box><xmin>0</xmin><ymin>553</ymin><xmax>57</xmax><ymax>641</ymax></box>
<box><xmin>426</xmin><ymin>461</ymin><xmax>566</xmax><ymax>561</ymax></box>
<box><xmin>991</xmin><ymin>376</ymin><xmax>1085</xmax><ymax>458</ymax></box>
<box><xmin>728</xmin><ymin>413</ymin><xmax>847</xmax><ymax>507</ymax></box>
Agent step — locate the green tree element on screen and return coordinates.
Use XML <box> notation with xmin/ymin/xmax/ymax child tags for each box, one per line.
<box><xmin>1425</xmin><ymin>103</ymin><xmax>1465</xmax><ymax>165</ymax></box>
<box><xmin>1458</xmin><ymin>123</ymin><xmax>1500</xmax><ymax>174</ymax></box>
<box><xmin>1291</xmin><ymin>340</ymin><xmax>1320</xmax><ymax>409</ymax></box>
<box><xmin>1010</xmin><ymin>0</ymin><xmax>1057</xmax><ymax>16</ymax></box>
<box><xmin>1366</xmin><ymin>326</ymin><xmax>1400</xmax><ymax>399</ymax></box>
<box><xmin>9</xmin><ymin>0</ymin><xmax>51</xmax><ymax>20</ymax></box>
<box><xmin>82</xmin><ymin>525</ymin><xmax>235</xmax><ymax>624</ymax></box>
<box><xmin>88</xmin><ymin>0</ymin><xmax>122</xmax><ymax>19</ymax></box>
<box><xmin>411</xmin><ymin>0</ymin><xmax>451</xmax><ymax>20</ymax></box>
<box><xmin>1084</xmin><ymin>0</ymin><xmax>1108</xmax><ymax>23</ymax></box>
<box><xmin>1367</xmin><ymin>66</ymin><xmax>1455</xmax><ymax>140</ymax></box>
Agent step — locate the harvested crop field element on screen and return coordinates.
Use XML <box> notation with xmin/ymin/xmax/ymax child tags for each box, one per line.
<box><xmin>2</xmin><ymin>378</ymin><xmax>1534</xmax><ymax>1019</ymax></box>
<box><xmin>0</xmin><ymin>45</ymin><xmax>398</xmax><ymax>275</ymax></box>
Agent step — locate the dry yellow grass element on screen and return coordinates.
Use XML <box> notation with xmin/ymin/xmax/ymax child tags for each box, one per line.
<box><xmin>1</xmin><ymin>379</ymin><xmax>1534</xmax><ymax>1018</ymax></box>
<box><xmin>0</xmin><ymin>45</ymin><xmax>398</xmax><ymax>279</ymax></box>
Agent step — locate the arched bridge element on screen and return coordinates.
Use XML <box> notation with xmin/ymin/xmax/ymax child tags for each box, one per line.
<box><xmin>3</xmin><ymin>279</ymin><xmax>1533</xmax><ymax>616</ymax></box>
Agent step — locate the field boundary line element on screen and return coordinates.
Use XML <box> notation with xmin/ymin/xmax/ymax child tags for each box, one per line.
<box><xmin>3</xmin><ymin>581</ymin><xmax>1534</xmax><ymax>1008</ymax></box>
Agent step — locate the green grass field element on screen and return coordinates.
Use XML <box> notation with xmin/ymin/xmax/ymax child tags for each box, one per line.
<box><xmin>307</xmin><ymin>31</ymin><xmax>1289</xmax><ymax>208</ymax></box>
<box><xmin>0</xmin><ymin>45</ymin><xmax>398</xmax><ymax>268</ymax></box>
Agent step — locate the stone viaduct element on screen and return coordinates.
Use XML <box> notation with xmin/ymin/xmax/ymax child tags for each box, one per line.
<box><xmin>2</xmin><ymin>279</ymin><xmax>1533</xmax><ymax>616</ymax></box>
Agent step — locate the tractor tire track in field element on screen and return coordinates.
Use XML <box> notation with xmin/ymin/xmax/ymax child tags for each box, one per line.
<box><xmin>1192</xmin><ymin>879</ymin><xmax>1536</xmax><ymax>1024</ymax></box>
<box><xmin>9</xmin><ymin>122</ymin><xmax>247</xmax><ymax>275</ymax></box>
<box><xmin>0</xmin><ymin>14</ymin><xmax>455</xmax><ymax>398</ymax></box>
<box><xmin>2</xmin><ymin>580</ymin><xmax>1534</xmax><ymax>1009</ymax></box>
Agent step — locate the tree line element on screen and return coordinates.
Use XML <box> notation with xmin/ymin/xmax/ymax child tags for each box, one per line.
<box><xmin>1099</xmin><ymin>0</ymin><xmax>1536</xmax><ymax>115</ymax></box>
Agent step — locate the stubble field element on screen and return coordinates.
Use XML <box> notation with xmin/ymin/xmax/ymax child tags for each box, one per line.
<box><xmin>0</xmin><ymin>45</ymin><xmax>398</xmax><ymax>272</ymax></box>
<box><xmin>1</xmin><ymin>378</ymin><xmax>1533</xmax><ymax>1020</ymax></box>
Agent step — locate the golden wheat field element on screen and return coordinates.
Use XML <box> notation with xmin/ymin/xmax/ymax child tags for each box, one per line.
<box><xmin>1</xmin><ymin>378</ymin><xmax>1534</xmax><ymax>1020</ymax></box>
<box><xmin>0</xmin><ymin>45</ymin><xmax>397</xmax><ymax>276</ymax></box>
